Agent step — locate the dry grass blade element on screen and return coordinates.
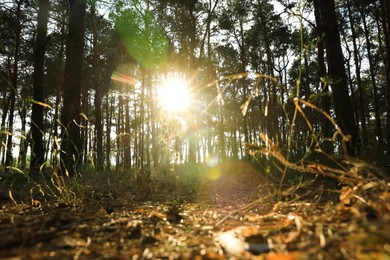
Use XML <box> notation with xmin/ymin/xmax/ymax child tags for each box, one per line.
<box><xmin>294</xmin><ymin>97</ymin><xmax>352</xmax><ymax>155</ymax></box>
<box><xmin>244</xmin><ymin>135</ymin><xmax>377</xmax><ymax>185</ymax></box>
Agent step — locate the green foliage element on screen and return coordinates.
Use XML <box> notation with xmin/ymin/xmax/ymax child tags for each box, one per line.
<box><xmin>112</xmin><ymin>1</ymin><xmax>169</xmax><ymax>68</ymax></box>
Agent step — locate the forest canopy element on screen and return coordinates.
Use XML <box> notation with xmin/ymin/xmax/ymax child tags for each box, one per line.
<box><xmin>0</xmin><ymin>0</ymin><xmax>390</xmax><ymax>175</ymax></box>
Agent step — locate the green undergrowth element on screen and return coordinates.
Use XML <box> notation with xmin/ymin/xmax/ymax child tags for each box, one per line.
<box><xmin>1</xmin><ymin>152</ymin><xmax>387</xmax><ymax>209</ymax></box>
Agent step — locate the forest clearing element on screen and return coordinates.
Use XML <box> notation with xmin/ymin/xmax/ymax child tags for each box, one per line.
<box><xmin>1</xmin><ymin>0</ymin><xmax>390</xmax><ymax>259</ymax></box>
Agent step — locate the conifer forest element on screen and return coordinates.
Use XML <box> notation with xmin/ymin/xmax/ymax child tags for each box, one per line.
<box><xmin>0</xmin><ymin>0</ymin><xmax>389</xmax><ymax>259</ymax></box>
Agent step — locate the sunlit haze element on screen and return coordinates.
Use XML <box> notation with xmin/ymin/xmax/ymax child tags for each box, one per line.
<box><xmin>158</xmin><ymin>76</ymin><xmax>191</xmax><ymax>112</ymax></box>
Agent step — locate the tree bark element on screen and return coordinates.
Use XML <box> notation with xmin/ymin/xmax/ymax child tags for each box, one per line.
<box><xmin>259</xmin><ymin>12</ymin><xmax>278</xmax><ymax>141</ymax></box>
<box><xmin>0</xmin><ymin>93</ymin><xmax>10</xmax><ymax>166</ymax></box>
<box><xmin>380</xmin><ymin>0</ymin><xmax>390</xmax><ymax>153</ymax></box>
<box><xmin>317</xmin><ymin>0</ymin><xmax>358</xmax><ymax>156</ymax></box>
<box><xmin>90</xmin><ymin>2</ymin><xmax>104</xmax><ymax>171</ymax></box>
<box><xmin>124</xmin><ymin>93</ymin><xmax>131</xmax><ymax>170</ymax></box>
<box><xmin>346</xmin><ymin>1</ymin><xmax>367</xmax><ymax>153</ymax></box>
<box><xmin>313</xmin><ymin>0</ymin><xmax>333</xmax><ymax>154</ymax></box>
<box><xmin>5</xmin><ymin>0</ymin><xmax>24</xmax><ymax>167</ymax></box>
<box><xmin>18</xmin><ymin>104</ymin><xmax>27</xmax><ymax>168</ymax></box>
<box><xmin>361</xmin><ymin>9</ymin><xmax>383</xmax><ymax>156</ymax></box>
<box><xmin>50</xmin><ymin>9</ymin><xmax>66</xmax><ymax>169</ymax></box>
<box><xmin>105</xmin><ymin>94</ymin><xmax>113</xmax><ymax>169</ymax></box>
<box><xmin>218</xmin><ymin>96</ymin><xmax>226</xmax><ymax>161</ymax></box>
<box><xmin>31</xmin><ymin>0</ymin><xmax>49</xmax><ymax>174</ymax></box>
<box><xmin>60</xmin><ymin>0</ymin><xmax>86</xmax><ymax>176</ymax></box>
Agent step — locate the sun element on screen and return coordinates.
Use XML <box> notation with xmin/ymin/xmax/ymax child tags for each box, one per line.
<box><xmin>158</xmin><ymin>76</ymin><xmax>191</xmax><ymax>112</ymax></box>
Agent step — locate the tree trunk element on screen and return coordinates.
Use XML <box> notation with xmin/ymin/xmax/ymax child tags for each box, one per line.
<box><xmin>0</xmin><ymin>93</ymin><xmax>10</xmax><ymax>166</ymax></box>
<box><xmin>258</xmin><ymin>8</ymin><xmax>278</xmax><ymax>142</ymax></box>
<box><xmin>116</xmin><ymin>95</ymin><xmax>123</xmax><ymax>168</ymax></box>
<box><xmin>133</xmin><ymin>93</ymin><xmax>138</xmax><ymax>168</ymax></box>
<box><xmin>380</xmin><ymin>0</ymin><xmax>390</xmax><ymax>153</ymax></box>
<box><xmin>18</xmin><ymin>105</ymin><xmax>27</xmax><ymax>168</ymax></box>
<box><xmin>361</xmin><ymin>10</ymin><xmax>383</xmax><ymax>156</ymax></box>
<box><xmin>317</xmin><ymin>0</ymin><xmax>358</xmax><ymax>156</ymax></box>
<box><xmin>124</xmin><ymin>94</ymin><xmax>131</xmax><ymax>170</ymax></box>
<box><xmin>218</xmin><ymin>97</ymin><xmax>226</xmax><ymax>161</ymax></box>
<box><xmin>50</xmin><ymin>13</ymin><xmax>66</xmax><ymax>168</ymax></box>
<box><xmin>314</xmin><ymin>0</ymin><xmax>333</xmax><ymax>154</ymax></box>
<box><xmin>31</xmin><ymin>0</ymin><xmax>49</xmax><ymax>174</ymax></box>
<box><xmin>60</xmin><ymin>0</ymin><xmax>86</xmax><ymax>176</ymax></box>
<box><xmin>105</xmin><ymin>94</ymin><xmax>113</xmax><ymax>169</ymax></box>
<box><xmin>150</xmin><ymin>74</ymin><xmax>158</xmax><ymax>169</ymax></box>
<box><xmin>5</xmin><ymin>1</ymin><xmax>24</xmax><ymax>167</ymax></box>
<box><xmin>90</xmin><ymin>2</ymin><xmax>104</xmax><ymax>171</ymax></box>
<box><xmin>346</xmin><ymin>2</ymin><xmax>367</xmax><ymax>153</ymax></box>
<box><xmin>139</xmin><ymin>74</ymin><xmax>145</xmax><ymax>168</ymax></box>
<box><xmin>81</xmin><ymin>76</ymin><xmax>88</xmax><ymax>165</ymax></box>
<box><xmin>146</xmin><ymin>70</ymin><xmax>155</xmax><ymax>168</ymax></box>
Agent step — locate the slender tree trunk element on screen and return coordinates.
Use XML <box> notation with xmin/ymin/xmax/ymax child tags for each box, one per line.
<box><xmin>346</xmin><ymin>2</ymin><xmax>367</xmax><ymax>152</ymax></box>
<box><xmin>106</xmin><ymin>94</ymin><xmax>114</xmax><ymax>170</ymax></box>
<box><xmin>343</xmin><ymin>41</ymin><xmax>361</xmax><ymax>153</ymax></box>
<box><xmin>5</xmin><ymin>1</ymin><xmax>24</xmax><ymax>167</ymax></box>
<box><xmin>317</xmin><ymin>0</ymin><xmax>358</xmax><ymax>156</ymax></box>
<box><xmin>342</xmin><ymin>36</ymin><xmax>358</xmax><ymax>156</ymax></box>
<box><xmin>133</xmin><ymin>93</ymin><xmax>138</xmax><ymax>168</ymax></box>
<box><xmin>94</xmin><ymin>74</ymin><xmax>103</xmax><ymax>171</ymax></box>
<box><xmin>60</xmin><ymin>0</ymin><xmax>86</xmax><ymax>176</ymax></box>
<box><xmin>50</xmin><ymin>15</ymin><xmax>66</xmax><ymax>168</ymax></box>
<box><xmin>90</xmin><ymin>3</ymin><xmax>103</xmax><ymax>171</ymax></box>
<box><xmin>218</xmin><ymin>98</ymin><xmax>226</xmax><ymax>161</ymax></box>
<box><xmin>204</xmin><ymin>1</ymin><xmax>217</xmax><ymax>161</ymax></box>
<box><xmin>124</xmin><ymin>94</ymin><xmax>131</xmax><ymax>170</ymax></box>
<box><xmin>140</xmin><ymin>74</ymin><xmax>145</xmax><ymax>168</ymax></box>
<box><xmin>144</xmin><ymin>71</ymin><xmax>151</xmax><ymax>168</ymax></box>
<box><xmin>259</xmin><ymin>12</ymin><xmax>278</xmax><ymax>142</ymax></box>
<box><xmin>361</xmin><ymin>10</ymin><xmax>383</xmax><ymax>155</ymax></box>
<box><xmin>0</xmin><ymin>93</ymin><xmax>10</xmax><ymax>166</ymax></box>
<box><xmin>81</xmin><ymin>78</ymin><xmax>88</xmax><ymax>165</ymax></box>
<box><xmin>149</xmin><ymin>72</ymin><xmax>158</xmax><ymax>169</ymax></box>
<box><xmin>31</xmin><ymin>0</ymin><xmax>49</xmax><ymax>174</ymax></box>
<box><xmin>187</xmin><ymin>1</ymin><xmax>198</xmax><ymax>164</ymax></box>
<box><xmin>116</xmin><ymin>95</ymin><xmax>122</xmax><ymax>168</ymax></box>
<box><xmin>314</xmin><ymin>0</ymin><xmax>333</xmax><ymax>155</ymax></box>
<box><xmin>380</xmin><ymin>0</ymin><xmax>390</xmax><ymax>152</ymax></box>
<box><xmin>232</xmin><ymin>89</ymin><xmax>239</xmax><ymax>160</ymax></box>
<box><xmin>237</xmin><ymin>20</ymin><xmax>250</xmax><ymax>147</ymax></box>
<box><xmin>146</xmin><ymin>70</ymin><xmax>155</xmax><ymax>168</ymax></box>
<box><xmin>5</xmin><ymin>77</ymin><xmax>16</xmax><ymax>166</ymax></box>
<box><xmin>18</xmin><ymin>105</ymin><xmax>27</xmax><ymax>168</ymax></box>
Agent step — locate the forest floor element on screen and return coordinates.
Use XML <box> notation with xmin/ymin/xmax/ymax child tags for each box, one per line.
<box><xmin>0</xmin><ymin>161</ymin><xmax>389</xmax><ymax>259</ymax></box>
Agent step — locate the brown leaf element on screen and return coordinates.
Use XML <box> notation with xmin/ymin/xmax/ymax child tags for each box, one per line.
<box><xmin>97</xmin><ymin>207</ymin><xmax>107</xmax><ymax>215</ymax></box>
<box><xmin>149</xmin><ymin>210</ymin><xmax>165</xmax><ymax>221</ymax></box>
